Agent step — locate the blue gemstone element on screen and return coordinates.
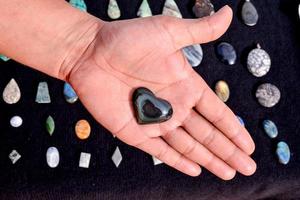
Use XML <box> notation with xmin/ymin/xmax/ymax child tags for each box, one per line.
<box><xmin>63</xmin><ymin>83</ymin><xmax>78</xmax><ymax>103</ymax></box>
<box><xmin>276</xmin><ymin>141</ymin><xmax>290</xmax><ymax>165</ymax></box>
<box><xmin>216</xmin><ymin>42</ymin><xmax>237</xmax><ymax>65</ymax></box>
<box><xmin>263</xmin><ymin>120</ymin><xmax>278</xmax><ymax>138</ymax></box>
<box><xmin>236</xmin><ymin>116</ymin><xmax>245</xmax><ymax>126</ymax></box>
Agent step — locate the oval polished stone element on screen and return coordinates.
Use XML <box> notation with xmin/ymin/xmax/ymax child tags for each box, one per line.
<box><xmin>237</xmin><ymin>116</ymin><xmax>245</xmax><ymax>126</ymax></box>
<box><xmin>46</xmin><ymin>116</ymin><xmax>55</xmax><ymax>136</ymax></box>
<box><xmin>193</xmin><ymin>0</ymin><xmax>215</xmax><ymax>18</ymax></box>
<box><xmin>182</xmin><ymin>44</ymin><xmax>203</xmax><ymax>67</ymax></box>
<box><xmin>75</xmin><ymin>119</ymin><xmax>91</xmax><ymax>140</ymax></box>
<box><xmin>63</xmin><ymin>83</ymin><xmax>78</xmax><ymax>104</ymax></box>
<box><xmin>247</xmin><ymin>44</ymin><xmax>271</xmax><ymax>77</ymax></box>
<box><xmin>46</xmin><ymin>147</ymin><xmax>60</xmax><ymax>168</ymax></box>
<box><xmin>107</xmin><ymin>0</ymin><xmax>121</xmax><ymax>19</ymax></box>
<box><xmin>10</xmin><ymin>116</ymin><xmax>23</xmax><ymax>128</ymax></box>
<box><xmin>137</xmin><ymin>0</ymin><xmax>152</xmax><ymax>18</ymax></box>
<box><xmin>241</xmin><ymin>0</ymin><xmax>259</xmax><ymax>26</ymax></box>
<box><xmin>215</xmin><ymin>80</ymin><xmax>230</xmax><ymax>102</ymax></box>
<box><xmin>276</xmin><ymin>141</ymin><xmax>290</xmax><ymax>165</ymax></box>
<box><xmin>216</xmin><ymin>42</ymin><xmax>237</xmax><ymax>65</ymax></box>
<box><xmin>162</xmin><ymin>0</ymin><xmax>182</xmax><ymax>18</ymax></box>
<box><xmin>263</xmin><ymin>119</ymin><xmax>278</xmax><ymax>139</ymax></box>
<box><xmin>256</xmin><ymin>83</ymin><xmax>281</xmax><ymax>108</ymax></box>
<box><xmin>2</xmin><ymin>78</ymin><xmax>21</xmax><ymax>104</ymax></box>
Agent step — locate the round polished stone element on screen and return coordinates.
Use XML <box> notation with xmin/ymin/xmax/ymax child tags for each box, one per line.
<box><xmin>276</xmin><ymin>141</ymin><xmax>290</xmax><ymax>165</ymax></box>
<box><xmin>263</xmin><ymin>119</ymin><xmax>278</xmax><ymax>138</ymax></box>
<box><xmin>241</xmin><ymin>0</ymin><xmax>259</xmax><ymax>26</ymax></box>
<box><xmin>216</xmin><ymin>42</ymin><xmax>237</xmax><ymax>65</ymax></box>
<box><xmin>75</xmin><ymin>119</ymin><xmax>91</xmax><ymax>140</ymax></box>
<box><xmin>10</xmin><ymin>116</ymin><xmax>23</xmax><ymax>128</ymax></box>
<box><xmin>215</xmin><ymin>80</ymin><xmax>230</xmax><ymax>102</ymax></box>
<box><xmin>247</xmin><ymin>44</ymin><xmax>271</xmax><ymax>77</ymax></box>
<box><xmin>192</xmin><ymin>0</ymin><xmax>215</xmax><ymax>18</ymax></box>
<box><xmin>255</xmin><ymin>83</ymin><xmax>281</xmax><ymax>108</ymax></box>
<box><xmin>46</xmin><ymin>147</ymin><xmax>60</xmax><ymax>168</ymax></box>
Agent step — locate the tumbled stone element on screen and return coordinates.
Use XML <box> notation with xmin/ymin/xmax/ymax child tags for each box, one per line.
<box><xmin>112</xmin><ymin>146</ymin><xmax>122</xmax><ymax>168</ymax></box>
<box><xmin>75</xmin><ymin>119</ymin><xmax>91</xmax><ymax>140</ymax></box>
<box><xmin>35</xmin><ymin>82</ymin><xmax>51</xmax><ymax>104</ymax></box>
<box><xmin>133</xmin><ymin>87</ymin><xmax>173</xmax><ymax>124</ymax></box>
<box><xmin>46</xmin><ymin>147</ymin><xmax>60</xmax><ymax>168</ymax></box>
<box><xmin>9</xmin><ymin>150</ymin><xmax>21</xmax><ymax>164</ymax></box>
<box><xmin>276</xmin><ymin>141</ymin><xmax>290</xmax><ymax>165</ymax></box>
<box><xmin>69</xmin><ymin>0</ymin><xmax>87</xmax><ymax>12</ymax></box>
<box><xmin>256</xmin><ymin>83</ymin><xmax>281</xmax><ymax>108</ymax></box>
<box><xmin>79</xmin><ymin>152</ymin><xmax>91</xmax><ymax>168</ymax></box>
<box><xmin>215</xmin><ymin>80</ymin><xmax>230</xmax><ymax>102</ymax></box>
<box><xmin>241</xmin><ymin>0</ymin><xmax>259</xmax><ymax>26</ymax></box>
<box><xmin>152</xmin><ymin>156</ymin><xmax>163</xmax><ymax>165</ymax></box>
<box><xmin>63</xmin><ymin>83</ymin><xmax>78</xmax><ymax>104</ymax></box>
<box><xmin>182</xmin><ymin>44</ymin><xmax>203</xmax><ymax>67</ymax></box>
<box><xmin>107</xmin><ymin>0</ymin><xmax>121</xmax><ymax>19</ymax></box>
<box><xmin>10</xmin><ymin>116</ymin><xmax>23</xmax><ymax>128</ymax></box>
<box><xmin>137</xmin><ymin>0</ymin><xmax>152</xmax><ymax>18</ymax></box>
<box><xmin>247</xmin><ymin>44</ymin><xmax>271</xmax><ymax>77</ymax></box>
<box><xmin>162</xmin><ymin>0</ymin><xmax>182</xmax><ymax>18</ymax></box>
<box><xmin>237</xmin><ymin>116</ymin><xmax>245</xmax><ymax>126</ymax></box>
<box><xmin>46</xmin><ymin>116</ymin><xmax>55</xmax><ymax>136</ymax></box>
<box><xmin>0</xmin><ymin>55</ymin><xmax>10</xmax><ymax>62</ymax></box>
<box><xmin>263</xmin><ymin>119</ymin><xmax>278</xmax><ymax>139</ymax></box>
<box><xmin>2</xmin><ymin>78</ymin><xmax>21</xmax><ymax>104</ymax></box>
<box><xmin>193</xmin><ymin>0</ymin><xmax>215</xmax><ymax>18</ymax></box>
<box><xmin>216</xmin><ymin>42</ymin><xmax>237</xmax><ymax>65</ymax></box>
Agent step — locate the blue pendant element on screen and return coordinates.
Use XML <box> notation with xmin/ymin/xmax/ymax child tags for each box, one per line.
<box><xmin>63</xmin><ymin>82</ymin><xmax>78</xmax><ymax>104</ymax></box>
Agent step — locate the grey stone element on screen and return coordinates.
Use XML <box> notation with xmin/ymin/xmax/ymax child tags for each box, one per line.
<box><xmin>162</xmin><ymin>0</ymin><xmax>182</xmax><ymax>18</ymax></box>
<box><xmin>9</xmin><ymin>150</ymin><xmax>21</xmax><ymax>164</ymax></box>
<box><xmin>256</xmin><ymin>83</ymin><xmax>280</xmax><ymax>108</ymax></box>
<box><xmin>2</xmin><ymin>78</ymin><xmax>21</xmax><ymax>104</ymax></box>
<box><xmin>182</xmin><ymin>44</ymin><xmax>203</xmax><ymax>67</ymax></box>
<box><xmin>35</xmin><ymin>82</ymin><xmax>51</xmax><ymax>103</ymax></box>
<box><xmin>112</xmin><ymin>146</ymin><xmax>122</xmax><ymax>168</ymax></box>
<box><xmin>242</xmin><ymin>0</ymin><xmax>259</xmax><ymax>26</ymax></box>
<box><xmin>247</xmin><ymin>44</ymin><xmax>271</xmax><ymax>77</ymax></box>
<box><xmin>193</xmin><ymin>0</ymin><xmax>215</xmax><ymax>18</ymax></box>
<box><xmin>79</xmin><ymin>152</ymin><xmax>91</xmax><ymax>168</ymax></box>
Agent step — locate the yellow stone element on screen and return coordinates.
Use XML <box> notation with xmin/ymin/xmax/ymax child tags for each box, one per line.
<box><xmin>75</xmin><ymin>119</ymin><xmax>91</xmax><ymax>140</ymax></box>
<box><xmin>215</xmin><ymin>80</ymin><xmax>230</xmax><ymax>102</ymax></box>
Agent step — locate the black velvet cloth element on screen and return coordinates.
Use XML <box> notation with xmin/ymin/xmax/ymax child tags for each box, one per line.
<box><xmin>1</xmin><ymin>0</ymin><xmax>300</xmax><ymax>199</ymax></box>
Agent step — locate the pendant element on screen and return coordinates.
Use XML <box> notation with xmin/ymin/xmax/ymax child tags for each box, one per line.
<box><xmin>241</xmin><ymin>0</ymin><xmax>259</xmax><ymax>26</ymax></box>
<box><xmin>247</xmin><ymin>43</ymin><xmax>271</xmax><ymax>77</ymax></box>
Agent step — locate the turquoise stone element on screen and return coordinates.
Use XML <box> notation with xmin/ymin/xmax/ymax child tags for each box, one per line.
<box><xmin>276</xmin><ymin>141</ymin><xmax>290</xmax><ymax>165</ymax></box>
<box><xmin>263</xmin><ymin>119</ymin><xmax>278</xmax><ymax>139</ymax></box>
<box><xmin>46</xmin><ymin>116</ymin><xmax>55</xmax><ymax>136</ymax></box>
<box><xmin>237</xmin><ymin>116</ymin><xmax>245</xmax><ymax>126</ymax></box>
<box><xmin>69</xmin><ymin>0</ymin><xmax>87</xmax><ymax>12</ymax></box>
<box><xmin>35</xmin><ymin>82</ymin><xmax>51</xmax><ymax>104</ymax></box>
<box><xmin>0</xmin><ymin>55</ymin><xmax>10</xmax><ymax>62</ymax></box>
<box><xmin>63</xmin><ymin>83</ymin><xmax>78</xmax><ymax>103</ymax></box>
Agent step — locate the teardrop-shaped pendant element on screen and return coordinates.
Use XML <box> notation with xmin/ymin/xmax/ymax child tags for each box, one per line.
<box><xmin>2</xmin><ymin>78</ymin><xmax>21</xmax><ymax>104</ymax></box>
<box><xmin>137</xmin><ymin>0</ymin><xmax>152</xmax><ymax>18</ymax></box>
<box><xmin>69</xmin><ymin>0</ymin><xmax>87</xmax><ymax>12</ymax></box>
<box><xmin>108</xmin><ymin>0</ymin><xmax>121</xmax><ymax>19</ymax></box>
<box><xmin>241</xmin><ymin>0</ymin><xmax>258</xmax><ymax>26</ymax></box>
<box><xmin>162</xmin><ymin>0</ymin><xmax>182</xmax><ymax>18</ymax></box>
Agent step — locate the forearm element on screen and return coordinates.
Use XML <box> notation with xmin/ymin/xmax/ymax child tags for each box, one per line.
<box><xmin>0</xmin><ymin>0</ymin><xmax>104</xmax><ymax>80</ymax></box>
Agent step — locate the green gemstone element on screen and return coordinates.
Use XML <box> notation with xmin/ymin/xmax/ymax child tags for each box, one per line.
<box><xmin>46</xmin><ymin>116</ymin><xmax>55</xmax><ymax>136</ymax></box>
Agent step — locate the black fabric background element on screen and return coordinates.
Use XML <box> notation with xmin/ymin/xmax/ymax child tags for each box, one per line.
<box><xmin>1</xmin><ymin>0</ymin><xmax>300</xmax><ymax>199</ymax></box>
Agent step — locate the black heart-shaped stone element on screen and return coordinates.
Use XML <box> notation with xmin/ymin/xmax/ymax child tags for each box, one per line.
<box><xmin>133</xmin><ymin>87</ymin><xmax>173</xmax><ymax>124</ymax></box>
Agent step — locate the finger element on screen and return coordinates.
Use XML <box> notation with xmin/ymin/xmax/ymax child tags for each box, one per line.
<box><xmin>192</xmin><ymin>74</ymin><xmax>255</xmax><ymax>155</ymax></box>
<box><xmin>183</xmin><ymin>110</ymin><xmax>256</xmax><ymax>176</ymax></box>
<box><xmin>163</xmin><ymin>127</ymin><xmax>236</xmax><ymax>180</ymax></box>
<box><xmin>136</xmin><ymin>137</ymin><xmax>201</xmax><ymax>177</ymax></box>
<box><xmin>160</xmin><ymin>5</ymin><xmax>233</xmax><ymax>49</ymax></box>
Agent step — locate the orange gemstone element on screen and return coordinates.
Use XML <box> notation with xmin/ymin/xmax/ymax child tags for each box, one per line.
<box><xmin>75</xmin><ymin>120</ymin><xmax>91</xmax><ymax>140</ymax></box>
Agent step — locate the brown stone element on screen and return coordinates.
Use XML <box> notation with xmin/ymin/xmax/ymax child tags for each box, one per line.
<box><xmin>75</xmin><ymin>119</ymin><xmax>91</xmax><ymax>140</ymax></box>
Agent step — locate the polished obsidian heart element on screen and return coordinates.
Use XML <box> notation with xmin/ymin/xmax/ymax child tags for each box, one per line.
<box><xmin>133</xmin><ymin>87</ymin><xmax>173</xmax><ymax>124</ymax></box>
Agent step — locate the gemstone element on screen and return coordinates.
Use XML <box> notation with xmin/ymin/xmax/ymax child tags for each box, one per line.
<box><xmin>9</xmin><ymin>150</ymin><xmax>21</xmax><ymax>164</ymax></box>
<box><xmin>75</xmin><ymin>119</ymin><xmax>91</xmax><ymax>140</ymax></box>
<box><xmin>46</xmin><ymin>116</ymin><xmax>55</xmax><ymax>136</ymax></box>
<box><xmin>137</xmin><ymin>0</ymin><xmax>152</xmax><ymax>18</ymax></box>
<box><xmin>162</xmin><ymin>0</ymin><xmax>182</xmax><ymax>18</ymax></box>
<box><xmin>182</xmin><ymin>44</ymin><xmax>203</xmax><ymax>67</ymax></box>
<box><xmin>152</xmin><ymin>156</ymin><xmax>163</xmax><ymax>165</ymax></box>
<box><xmin>46</xmin><ymin>147</ymin><xmax>60</xmax><ymax>168</ymax></box>
<box><xmin>63</xmin><ymin>82</ymin><xmax>78</xmax><ymax>103</ymax></box>
<box><xmin>276</xmin><ymin>141</ymin><xmax>290</xmax><ymax>165</ymax></box>
<box><xmin>237</xmin><ymin>116</ymin><xmax>245</xmax><ymax>126</ymax></box>
<box><xmin>263</xmin><ymin>119</ymin><xmax>278</xmax><ymax>139</ymax></box>
<box><xmin>256</xmin><ymin>83</ymin><xmax>281</xmax><ymax>108</ymax></box>
<box><xmin>10</xmin><ymin>116</ymin><xmax>23</xmax><ymax>128</ymax></box>
<box><xmin>112</xmin><ymin>146</ymin><xmax>122</xmax><ymax>168</ymax></box>
<box><xmin>79</xmin><ymin>152</ymin><xmax>91</xmax><ymax>168</ymax></box>
<box><xmin>133</xmin><ymin>87</ymin><xmax>173</xmax><ymax>124</ymax></box>
<box><xmin>247</xmin><ymin>44</ymin><xmax>271</xmax><ymax>77</ymax></box>
<box><xmin>241</xmin><ymin>0</ymin><xmax>258</xmax><ymax>26</ymax></box>
<box><xmin>2</xmin><ymin>78</ymin><xmax>21</xmax><ymax>104</ymax></box>
<box><xmin>35</xmin><ymin>82</ymin><xmax>51</xmax><ymax>103</ymax></box>
<box><xmin>107</xmin><ymin>0</ymin><xmax>121</xmax><ymax>19</ymax></box>
<box><xmin>192</xmin><ymin>0</ymin><xmax>215</xmax><ymax>18</ymax></box>
<box><xmin>69</xmin><ymin>0</ymin><xmax>87</xmax><ymax>12</ymax></box>
<box><xmin>215</xmin><ymin>80</ymin><xmax>230</xmax><ymax>102</ymax></box>
<box><xmin>216</xmin><ymin>42</ymin><xmax>237</xmax><ymax>65</ymax></box>
<box><xmin>0</xmin><ymin>55</ymin><xmax>10</xmax><ymax>62</ymax></box>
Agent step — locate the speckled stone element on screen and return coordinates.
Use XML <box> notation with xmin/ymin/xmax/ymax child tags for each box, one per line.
<box><xmin>9</xmin><ymin>150</ymin><xmax>21</xmax><ymax>164</ymax></box>
<box><xmin>192</xmin><ymin>0</ymin><xmax>215</xmax><ymax>18</ymax></box>
<box><xmin>247</xmin><ymin>44</ymin><xmax>271</xmax><ymax>77</ymax></box>
<box><xmin>276</xmin><ymin>141</ymin><xmax>290</xmax><ymax>165</ymax></box>
<box><xmin>162</xmin><ymin>0</ymin><xmax>182</xmax><ymax>18</ymax></box>
<box><xmin>69</xmin><ymin>0</ymin><xmax>87</xmax><ymax>12</ymax></box>
<box><xmin>182</xmin><ymin>44</ymin><xmax>203</xmax><ymax>67</ymax></box>
<box><xmin>10</xmin><ymin>116</ymin><xmax>23</xmax><ymax>128</ymax></box>
<box><xmin>137</xmin><ymin>0</ymin><xmax>152</xmax><ymax>18</ymax></box>
<box><xmin>46</xmin><ymin>116</ymin><xmax>55</xmax><ymax>136</ymax></box>
<box><xmin>263</xmin><ymin>119</ymin><xmax>278</xmax><ymax>139</ymax></box>
<box><xmin>133</xmin><ymin>87</ymin><xmax>173</xmax><ymax>124</ymax></box>
<box><xmin>0</xmin><ymin>55</ymin><xmax>10</xmax><ymax>62</ymax></box>
<box><xmin>107</xmin><ymin>0</ymin><xmax>121</xmax><ymax>19</ymax></box>
<box><xmin>241</xmin><ymin>0</ymin><xmax>259</xmax><ymax>26</ymax></box>
<box><xmin>75</xmin><ymin>119</ymin><xmax>91</xmax><ymax>140</ymax></box>
<box><xmin>215</xmin><ymin>80</ymin><xmax>230</xmax><ymax>102</ymax></box>
<box><xmin>237</xmin><ymin>116</ymin><xmax>245</xmax><ymax>126</ymax></box>
<box><xmin>64</xmin><ymin>83</ymin><xmax>78</xmax><ymax>103</ymax></box>
<box><xmin>216</xmin><ymin>42</ymin><xmax>237</xmax><ymax>65</ymax></box>
<box><xmin>2</xmin><ymin>78</ymin><xmax>21</xmax><ymax>104</ymax></box>
<box><xmin>35</xmin><ymin>82</ymin><xmax>51</xmax><ymax>104</ymax></box>
<box><xmin>79</xmin><ymin>152</ymin><xmax>91</xmax><ymax>168</ymax></box>
<box><xmin>256</xmin><ymin>83</ymin><xmax>281</xmax><ymax>108</ymax></box>
<box><xmin>46</xmin><ymin>147</ymin><xmax>60</xmax><ymax>168</ymax></box>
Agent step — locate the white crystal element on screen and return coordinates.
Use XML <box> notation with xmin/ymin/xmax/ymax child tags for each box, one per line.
<box><xmin>2</xmin><ymin>78</ymin><xmax>21</xmax><ymax>104</ymax></box>
<box><xmin>152</xmin><ymin>156</ymin><xmax>163</xmax><ymax>165</ymax></box>
<box><xmin>162</xmin><ymin>0</ymin><xmax>182</xmax><ymax>18</ymax></box>
<box><xmin>10</xmin><ymin>116</ymin><xmax>23</xmax><ymax>128</ymax></box>
<box><xmin>79</xmin><ymin>152</ymin><xmax>91</xmax><ymax>168</ymax></box>
<box><xmin>108</xmin><ymin>0</ymin><xmax>121</xmax><ymax>19</ymax></box>
<box><xmin>35</xmin><ymin>82</ymin><xmax>51</xmax><ymax>103</ymax></box>
<box><xmin>9</xmin><ymin>150</ymin><xmax>21</xmax><ymax>164</ymax></box>
<box><xmin>111</xmin><ymin>146</ymin><xmax>122</xmax><ymax>168</ymax></box>
<box><xmin>137</xmin><ymin>0</ymin><xmax>152</xmax><ymax>18</ymax></box>
<box><xmin>46</xmin><ymin>147</ymin><xmax>60</xmax><ymax>168</ymax></box>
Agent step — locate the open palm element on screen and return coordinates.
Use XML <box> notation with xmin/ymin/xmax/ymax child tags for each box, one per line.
<box><xmin>68</xmin><ymin>6</ymin><xmax>256</xmax><ymax>180</ymax></box>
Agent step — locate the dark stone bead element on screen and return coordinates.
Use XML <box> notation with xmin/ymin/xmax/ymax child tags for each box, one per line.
<box><xmin>215</xmin><ymin>42</ymin><xmax>237</xmax><ymax>65</ymax></box>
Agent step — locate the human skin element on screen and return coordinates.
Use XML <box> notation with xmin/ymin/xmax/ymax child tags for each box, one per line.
<box><xmin>0</xmin><ymin>0</ymin><xmax>256</xmax><ymax>180</ymax></box>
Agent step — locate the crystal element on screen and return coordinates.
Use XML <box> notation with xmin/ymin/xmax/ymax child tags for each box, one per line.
<box><xmin>108</xmin><ymin>0</ymin><xmax>121</xmax><ymax>19</ymax></box>
<box><xmin>35</xmin><ymin>82</ymin><xmax>51</xmax><ymax>103</ymax></box>
<box><xmin>256</xmin><ymin>83</ymin><xmax>281</xmax><ymax>108</ymax></box>
<box><xmin>215</xmin><ymin>80</ymin><xmax>230</xmax><ymax>102</ymax></box>
<box><xmin>63</xmin><ymin>82</ymin><xmax>78</xmax><ymax>103</ymax></box>
<box><xmin>79</xmin><ymin>152</ymin><xmax>91</xmax><ymax>168</ymax></box>
<box><xmin>276</xmin><ymin>141</ymin><xmax>290</xmax><ymax>165</ymax></box>
<box><xmin>247</xmin><ymin>44</ymin><xmax>271</xmax><ymax>77</ymax></box>
<box><xmin>112</xmin><ymin>146</ymin><xmax>122</xmax><ymax>168</ymax></box>
<box><xmin>75</xmin><ymin>119</ymin><xmax>91</xmax><ymax>140</ymax></box>
<box><xmin>2</xmin><ymin>78</ymin><xmax>21</xmax><ymax>104</ymax></box>
<box><xmin>137</xmin><ymin>0</ymin><xmax>152</xmax><ymax>18</ymax></box>
<box><xmin>193</xmin><ymin>0</ymin><xmax>215</xmax><ymax>18</ymax></box>
<box><xmin>46</xmin><ymin>147</ymin><xmax>60</xmax><ymax>168</ymax></box>
<box><xmin>241</xmin><ymin>0</ymin><xmax>259</xmax><ymax>26</ymax></box>
<box><xmin>9</xmin><ymin>150</ymin><xmax>21</xmax><ymax>164</ymax></box>
<box><xmin>46</xmin><ymin>116</ymin><xmax>55</xmax><ymax>136</ymax></box>
<box><xmin>10</xmin><ymin>116</ymin><xmax>23</xmax><ymax>128</ymax></box>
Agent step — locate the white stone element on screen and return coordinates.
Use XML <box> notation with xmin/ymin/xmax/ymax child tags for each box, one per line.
<box><xmin>10</xmin><ymin>116</ymin><xmax>23</xmax><ymax>128</ymax></box>
<box><xmin>137</xmin><ymin>0</ymin><xmax>152</xmax><ymax>18</ymax></box>
<box><xmin>9</xmin><ymin>150</ymin><xmax>21</xmax><ymax>164</ymax></box>
<box><xmin>79</xmin><ymin>152</ymin><xmax>91</xmax><ymax>168</ymax></box>
<box><xmin>111</xmin><ymin>146</ymin><xmax>122</xmax><ymax>168</ymax></box>
<box><xmin>152</xmin><ymin>156</ymin><xmax>163</xmax><ymax>165</ymax></box>
<box><xmin>162</xmin><ymin>0</ymin><xmax>182</xmax><ymax>18</ymax></box>
<box><xmin>2</xmin><ymin>78</ymin><xmax>21</xmax><ymax>104</ymax></box>
<box><xmin>46</xmin><ymin>147</ymin><xmax>60</xmax><ymax>168</ymax></box>
<box><xmin>108</xmin><ymin>0</ymin><xmax>121</xmax><ymax>19</ymax></box>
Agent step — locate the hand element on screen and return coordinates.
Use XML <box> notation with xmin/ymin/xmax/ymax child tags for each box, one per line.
<box><xmin>68</xmin><ymin>6</ymin><xmax>256</xmax><ymax>180</ymax></box>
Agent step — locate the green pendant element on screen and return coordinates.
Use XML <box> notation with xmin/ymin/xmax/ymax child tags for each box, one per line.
<box><xmin>46</xmin><ymin>115</ymin><xmax>55</xmax><ymax>136</ymax></box>
<box><xmin>69</xmin><ymin>0</ymin><xmax>87</xmax><ymax>12</ymax></box>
